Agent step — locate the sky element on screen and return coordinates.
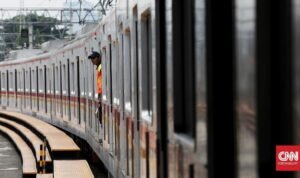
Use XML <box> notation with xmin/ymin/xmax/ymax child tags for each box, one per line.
<box><xmin>0</xmin><ymin>0</ymin><xmax>101</xmax><ymax>22</ymax></box>
<box><xmin>0</xmin><ymin>0</ymin><xmax>99</xmax><ymax>8</ymax></box>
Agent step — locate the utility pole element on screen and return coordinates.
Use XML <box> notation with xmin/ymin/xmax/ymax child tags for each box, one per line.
<box><xmin>28</xmin><ymin>24</ymin><xmax>33</xmax><ymax>49</ymax></box>
<box><xmin>69</xmin><ymin>0</ymin><xmax>73</xmax><ymax>39</ymax></box>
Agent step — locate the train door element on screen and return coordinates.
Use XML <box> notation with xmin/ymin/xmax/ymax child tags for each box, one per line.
<box><xmin>104</xmin><ymin>37</ymin><xmax>112</xmax><ymax>150</ymax></box>
<box><xmin>123</xmin><ymin>27</ymin><xmax>133</xmax><ymax>176</ymax></box>
<box><xmin>118</xmin><ymin>24</ymin><xmax>126</xmax><ymax>172</ymax></box>
<box><xmin>108</xmin><ymin>36</ymin><xmax>114</xmax><ymax>153</ymax></box>
<box><xmin>132</xmin><ymin>7</ymin><xmax>140</xmax><ymax>178</ymax></box>
<box><xmin>88</xmin><ymin>54</ymin><xmax>92</xmax><ymax>130</ymax></box>
<box><xmin>139</xmin><ymin>9</ymin><xmax>155</xmax><ymax>178</ymax></box>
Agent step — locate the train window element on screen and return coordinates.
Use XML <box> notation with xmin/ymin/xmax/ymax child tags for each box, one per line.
<box><xmin>71</xmin><ymin>62</ymin><xmax>75</xmax><ymax>95</ymax></box>
<box><xmin>1</xmin><ymin>72</ymin><xmax>4</xmax><ymax>105</ymax></box>
<box><xmin>32</xmin><ymin>69</ymin><xmax>35</xmax><ymax>93</ymax></box>
<box><xmin>39</xmin><ymin>69</ymin><xmax>43</xmax><ymax>93</ymax></box>
<box><xmin>9</xmin><ymin>72</ymin><xmax>13</xmax><ymax>92</ymax></box>
<box><xmin>102</xmin><ymin>48</ymin><xmax>107</xmax><ymax>101</ymax></box>
<box><xmin>25</xmin><ymin>71</ymin><xmax>28</xmax><ymax>92</ymax></box>
<box><xmin>6</xmin><ymin>70</ymin><xmax>9</xmax><ymax>105</ymax></box>
<box><xmin>45</xmin><ymin>66</ymin><xmax>48</xmax><ymax>113</ymax></box>
<box><xmin>1</xmin><ymin>73</ymin><xmax>5</xmax><ymax>92</ymax></box>
<box><xmin>55</xmin><ymin>66</ymin><xmax>59</xmax><ymax>96</ymax></box>
<box><xmin>112</xmin><ymin>38</ymin><xmax>118</xmax><ymax>106</ymax></box>
<box><xmin>235</xmin><ymin>1</ymin><xmax>257</xmax><ymax>177</ymax></box>
<box><xmin>140</xmin><ymin>11</ymin><xmax>153</xmax><ymax>122</ymax></box>
<box><xmin>67</xmin><ymin>59</ymin><xmax>71</xmax><ymax>120</ymax></box>
<box><xmin>15</xmin><ymin>70</ymin><xmax>17</xmax><ymax>107</ymax></box>
<box><xmin>124</xmin><ymin>30</ymin><xmax>132</xmax><ymax>112</ymax></box>
<box><xmin>172</xmin><ymin>0</ymin><xmax>195</xmax><ymax>137</ymax></box>
<box><xmin>60</xmin><ymin>62</ymin><xmax>63</xmax><ymax>117</ymax></box>
<box><xmin>29</xmin><ymin>68</ymin><xmax>32</xmax><ymax>109</ymax></box>
<box><xmin>33</xmin><ymin>69</ymin><xmax>36</xmax><ymax>108</ymax></box>
<box><xmin>71</xmin><ymin>62</ymin><xmax>75</xmax><ymax>117</ymax></box>
<box><xmin>133</xmin><ymin>6</ymin><xmax>140</xmax><ymax>130</ymax></box>
<box><xmin>23</xmin><ymin>69</ymin><xmax>25</xmax><ymax>108</ymax></box>
<box><xmin>63</xmin><ymin>64</ymin><xmax>66</xmax><ymax>95</ymax></box>
<box><xmin>36</xmin><ymin>67</ymin><xmax>39</xmax><ymax>111</ymax></box>
<box><xmin>0</xmin><ymin>71</ymin><xmax>1</xmax><ymax>104</ymax></box>
<box><xmin>53</xmin><ymin>65</ymin><xmax>56</xmax><ymax>115</ymax></box>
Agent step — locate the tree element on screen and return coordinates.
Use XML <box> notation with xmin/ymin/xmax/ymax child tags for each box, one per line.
<box><xmin>3</xmin><ymin>13</ymin><xmax>68</xmax><ymax>49</ymax></box>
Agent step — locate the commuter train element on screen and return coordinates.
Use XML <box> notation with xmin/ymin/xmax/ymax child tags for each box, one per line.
<box><xmin>0</xmin><ymin>0</ymin><xmax>296</xmax><ymax>177</ymax></box>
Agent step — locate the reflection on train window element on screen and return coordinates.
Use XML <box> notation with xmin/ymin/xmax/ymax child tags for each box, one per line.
<box><xmin>173</xmin><ymin>0</ymin><xmax>195</xmax><ymax>137</ymax></box>
<box><xmin>140</xmin><ymin>11</ymin><xmax>152</xmax><ymax>122</ymax></box>
<box><xmin>236</xmin><ymin>0</ymin><xmax>258</xmax><ymax>177</ymax></box>
<box><xmin>124</xmin><ymin>30</ymin><xmax>132</xmax><ymax>113</ymax></box>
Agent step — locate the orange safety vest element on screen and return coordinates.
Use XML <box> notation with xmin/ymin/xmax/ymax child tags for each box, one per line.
<box><xmin>97</xmin><ymin>64</ymin><xmax>102</xmax><ymax>94</ymax></box>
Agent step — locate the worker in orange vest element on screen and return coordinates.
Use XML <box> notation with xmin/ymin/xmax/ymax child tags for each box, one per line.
<box><xmin>88</xmin><ymin>51</ymin><xmax>102</xmax><ymax>126</ymax></box>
